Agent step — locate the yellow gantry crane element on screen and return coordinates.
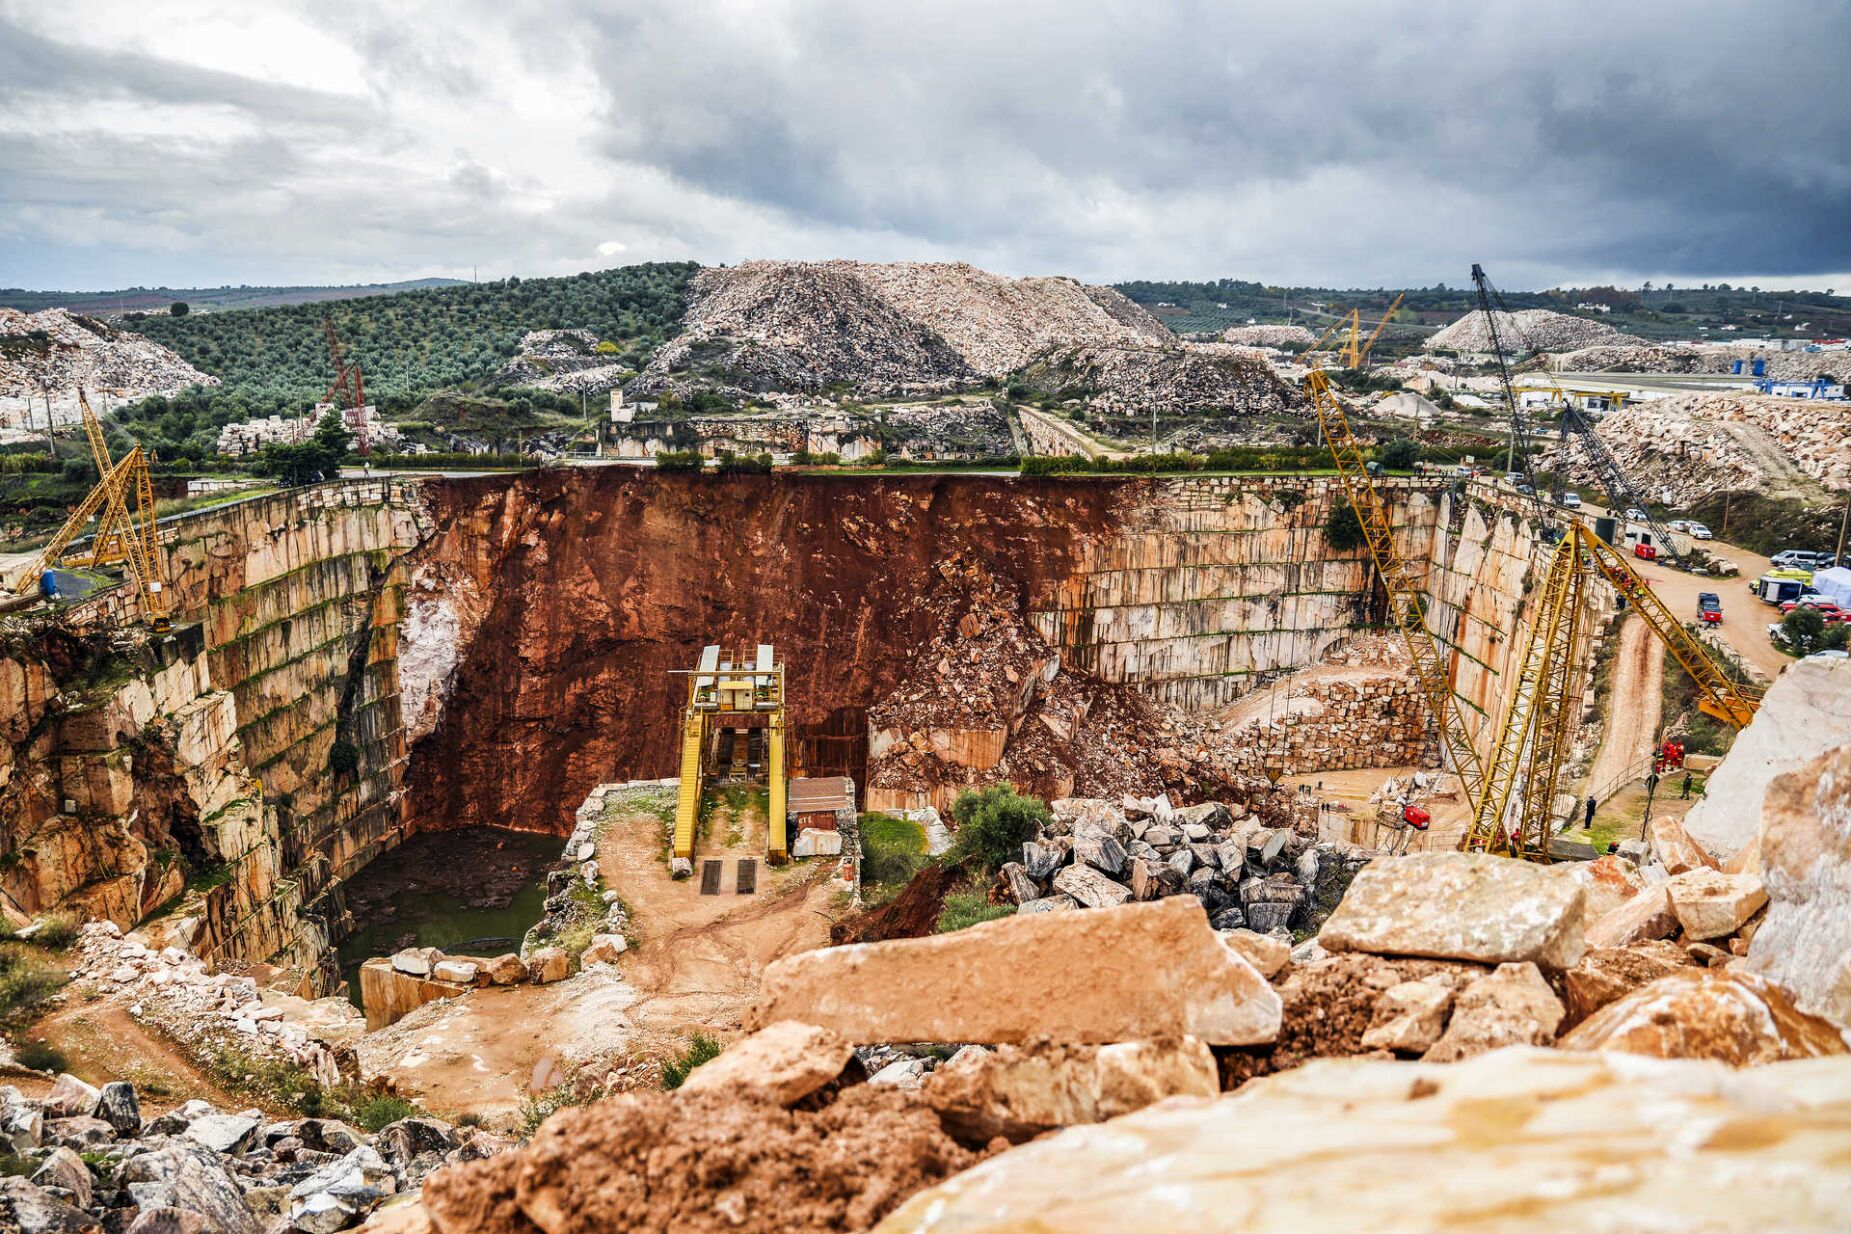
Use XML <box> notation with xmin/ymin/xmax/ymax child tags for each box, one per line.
<box><xmin>0</xmin><ymin>392</ymin><xmax>173</xmax><ymax>631</ymax></box>
<box><xmin>671</xmin><ymin>643</ymin><xmax>789</xmax><ymax>871</ymax></box>
<box><xmin>1339</xmin><ymin>293</ymin><xmax>1405</xmax><ymax>369</ymax></box>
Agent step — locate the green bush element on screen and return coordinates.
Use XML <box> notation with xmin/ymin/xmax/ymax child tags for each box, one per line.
<box><xmin>653</xmin><ymin>450</ymin><xmax>704</xmax><ymax>473</ymax></box>
<box><xmin>1377</xmin><ymin>438</ymin><xmax>1420</xmax><ymax>470</ymax></box>
<box><xmin>660</xmin><ymin>1032</ymin><xmax>723</xmax><ymax>1090</ymax></box>
<box><xmin>351</xmin><ymin>1094</ymin><xmax>419</xmax><ymax>1132</ymax></box>
<box><xmin>936</xmin><ymin>889</ymin><xmax>1013</xmax><ymax>933</ymax></box>
<box><xmin>28</xmin><ymin>915</ymin><xmax>76</xmax><ymax>950</ymax></box>
<box><xmin>1324</xmin><ymin>502</ymin><xmax>1366</xmax><ymax>552</ymax></box>
<box><xmin>714</xmin><ymin>450</ymin><xmax>772</xmax><ymax>475</ymax></box>
<box><xmin>0</xmin><ymin>948</ymin><xmax>66</xmax><ymax>1028</ymax></box>
<box><xmin>859</xmin><ymin>813</ymin><xmax>929</xmax><ymax>893</ymax></box>
<box><xmin>1780</xmin><ymin>607</ymin><xmax>1851</xmax><ymax>658</ymax></box>
<box><xmin>948</xmin><ymin>785</ymin><xmax>1049</xmax><ymax>874</ymax></box>
<box><xmin>327</xmin><ymin>739</ymin><xmax>360</xmax><ymax>776</ymax></box>
<box><xmin>14</xmin><ymin>1040</ymin><xmax>67</xmax><ymax>1073</ymax></box>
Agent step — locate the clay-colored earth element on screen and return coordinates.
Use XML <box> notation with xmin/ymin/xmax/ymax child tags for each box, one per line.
<box><xmin>357</xmin><ymin>792</ymin><xmax>837</xmax><ymax>1127</ymax></box>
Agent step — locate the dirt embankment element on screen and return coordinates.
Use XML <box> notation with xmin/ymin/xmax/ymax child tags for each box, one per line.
<box><xmin>401</xmin><ymin>472</ymin><xmax>1135</xmax><ymax>837</ymax></box>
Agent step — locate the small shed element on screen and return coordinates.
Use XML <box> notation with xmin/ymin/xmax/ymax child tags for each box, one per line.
<box><xmin>788</xmin><ymin>776</ymin><xmax>856</xmax><ymax>832</ymax></box>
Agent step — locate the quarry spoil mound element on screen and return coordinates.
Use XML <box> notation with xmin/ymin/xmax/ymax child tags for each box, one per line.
<box><xmin>0</xmin><ymin>307</ymin><xmax>216</xmax><ymax>423</ymax></box>
<box><xmin>1017</xmin><ymin>342</ymin><xmax>1301</xmax><ymax>419</ymax></box>
<box><xmin>1427</xmin><ymin>307</ymin><xmax>1640</xmax><ymax>354</ymax></box>
<box><xmin>420</xmin><ymin>1086</ymin><xmax>990</xmax><ymax>1234</ymax></box>
<box><xmin>637</xmin><ymin>260</ymin><xmax>1171</xmax><ymax>396</ymax></box>
<box><xmin>1220</xmin><ymin>324</ymin><xmax>1316</xmax><ymax>348</ymax></box>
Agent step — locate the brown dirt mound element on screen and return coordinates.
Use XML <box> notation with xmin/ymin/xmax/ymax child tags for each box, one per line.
<box><xmin>421</xmin><ymin>1086</ymin><xmax>991</xmax><ymax>1234</ymax></box>
<box><xmin>832</xmin><ymin>859</ymin><xmax>970</xmax><ymax>946</ymax></box>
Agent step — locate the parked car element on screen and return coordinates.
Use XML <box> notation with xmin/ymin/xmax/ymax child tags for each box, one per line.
<box><xmin>1667</xmin><ymin>519</ymin><xmax>1691</xmax><ymax>533</ymax></box>
<box><xmin>1558</xmin><ymin>492</ymin><xmax>1582</xmax><ymax>510</ymax></box>
<box><xmin>1516</xmin><ymin>483</ymin><xmax>1535</xmax><ymax>496</ymax></box>
<box><xmin>1687</xmin><ymin>522</ymin><xmax>1713</xmax><ymax>540</ymax></box>
<box><xmin>1624</xmin><ymin>507</ymin><xmax>1648</xmax><ymax>522</ymax></box>
<box><xmin>1697</xmin><ymin>592</ymin><xmax>1722</xmax><ymax>623</ymax></box>
<box><xmin>1772</xmin><ymin>550</ymin><xmax>1834</xmax><ymax>570</ymax></box>
<box><xmin>1780</xmin><ymin>596</ymin><xmax>1844</xmax><ymax>615</ymax></box>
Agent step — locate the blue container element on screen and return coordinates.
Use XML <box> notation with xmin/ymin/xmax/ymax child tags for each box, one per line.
<box><xmin>39</xmin><ymin>570</ymin><xmax>57</xmax><ymax>600</ymax></box>
<box><xmin>1732</xmin><ymin>359</ymin><xmax>1744</xmax><ymax>374</ymax></box>
<box><xmin>1751</xmin><ymin>357</ymin><xmax>1767</xmax><ymax>377</ymax></box>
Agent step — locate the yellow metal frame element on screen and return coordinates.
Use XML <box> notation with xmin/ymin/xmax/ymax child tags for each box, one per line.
<box><xmin>670</xmin><ymin>648</ymin><xmax>790</xmax><ymax>867</ymax></box>
<box><xmin>1466</xmin><ymin>523</ymin><xmax>1761</xmax><ymax>858</ymax></box>
<box><xmin>1308</xmin><ymin>369</ymin><xmax>1487</xmax><ymax>805</ymax></box>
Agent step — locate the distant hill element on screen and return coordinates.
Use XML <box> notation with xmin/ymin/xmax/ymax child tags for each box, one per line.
<box><xmin>0</xmin><ymin>278</ymin><xmax>469</xmax><ymax>315</ymax></box>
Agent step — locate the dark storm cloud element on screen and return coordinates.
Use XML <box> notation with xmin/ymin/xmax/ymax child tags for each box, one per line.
<box><xmin>1</xmin><ymin>0</ymin><xmax>1846</xmax><ymax>289</ymax></box>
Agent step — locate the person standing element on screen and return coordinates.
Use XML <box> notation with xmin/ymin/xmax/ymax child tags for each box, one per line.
<box><xmin>1584</xmin><ymin>795</ymin><xmax>1597</xmax><ymax>830</ymax></box>
<box><xmin>1681</xmin><ymin>772</ymin><xmax>1694</xmax><ymax>799</ymax></box>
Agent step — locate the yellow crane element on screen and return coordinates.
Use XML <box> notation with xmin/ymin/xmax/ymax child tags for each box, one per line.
<box><xmin>1</xmin><ymin>393</ymin><xmax>173</xmax><ymax>631</ymax></box>
<box><xmin>1465</xmin><ymin>522</ymin><xmax>1761</xmax><ymax>858</ymax></box>
<box><xmin>1305</xmin><ymin>332</ymin><xmax>1488</xmax><ymax>807</ymax></box>
<box><xmin>1339</xmin><ymin>294</ymin><xmax>1405</xmax><ymax>369</ymax></box>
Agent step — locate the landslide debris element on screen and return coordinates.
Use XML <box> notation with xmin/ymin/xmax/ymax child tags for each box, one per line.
<box><xmin>1220</xmin><ymin>324</ymin><xmax>1316</xmax><ymax>348</ymax></box>
<box><xmin>493</xmin><ymin>329</ymin><xmax>632</xmax><ymax>395</ymax></box>
<box><xmin>637</xmin><ymin>260</ymin><xmax>1171</xmax><ymax>396</ymax></box>
<box><xmin>420</xmin><ymin>1086</ymin><xmax>989</xmax><ymax>1234</ymax></box>
<box><xmin>1427</xmin><ymin>307</ymin><xmax>1640</xmax><ymax>353</ymax></box>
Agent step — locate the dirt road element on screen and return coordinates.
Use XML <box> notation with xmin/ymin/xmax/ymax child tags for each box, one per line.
<box><xmin>1584</xmin><ymin>614</ymin><xmax>1663</xmax><ymax>802</ymax></box>
<box><xmin>358</xmin><ymin>789</ymin><xmax>836</xmax><ymax>1128</ymax></box>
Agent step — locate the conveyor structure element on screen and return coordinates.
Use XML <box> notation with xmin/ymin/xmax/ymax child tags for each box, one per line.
<box><xmin>671</xmin><ymin>642</ymin><xmax>788</xmax><ymax>870</ymax></box>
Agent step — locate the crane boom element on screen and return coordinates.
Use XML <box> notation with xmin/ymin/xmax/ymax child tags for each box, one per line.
<box><xmin>1308</xmin><ymin>369</ymin><xmax>1486</xmax><ymax>804</ymax></box>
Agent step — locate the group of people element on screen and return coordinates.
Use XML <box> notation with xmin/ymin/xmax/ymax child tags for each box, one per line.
<box><xmin>1655</xmin><ymin>738</ymin><xmax>1688</xmax><ymax>773</ymax></box>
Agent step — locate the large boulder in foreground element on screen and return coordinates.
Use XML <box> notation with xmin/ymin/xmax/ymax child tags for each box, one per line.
<box><xmin>1746</xmin><ymin>743</ymin><xmax>1851</xmax><ymax>1031</ymax></box>
<box><xmin>925</xmin><ymin>1039</ymin><xmax>1217</xmax><ymax>1143</ymax></box>
<box><xmin>1422</xmin><ymin>962</ymin><xmax>1565</xmax><ymax>1062</ymax></box>
<box><xmin>1559</xmin><ymin>969</ymin><xmax>1847</xmax><ymax>1066</ymax></box>
<box><xmin>752</xmin><ymin>898</ymin><xmax>1281</xmax><ymax>1045</ymax></box>
<box><xmin>1318</xmin><ymin>852</ymin><xmax>1585</xmax><ymax>970</ymax></box>
<box><xmin>875</xmin><ymin>1048</ymin><xmax>1851</xmax><ymax>1233</ymax></box>
<box><xmin>1681</xmin><ymin>657</ymin><xmax>1851</xmax><ymax>858</ymax></box>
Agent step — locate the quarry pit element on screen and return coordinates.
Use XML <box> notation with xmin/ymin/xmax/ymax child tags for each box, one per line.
<box><xmin>0</xmin><ymin>467</ymin><xmax>1551</xmax><ymax>997</ymax></box>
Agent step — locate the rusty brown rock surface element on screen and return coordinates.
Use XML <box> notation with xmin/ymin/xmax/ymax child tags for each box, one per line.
<box><xmin>1586</xmin><ymin>883</ymin><xmax>1681</xmax><ymax>949</ymax></box>
<box><xmin>1559</xmin><ymin>969</ymin><xmax>1848</xmax><ymax>1066</ymax></box>
<box><xmin>1559</xmin><ymin>943</ymin><xmax>1695</xmax><ymax>1027</ymax></box>
<box><xmin>925</xmin><ymin>1039</ymin><xmax>1216</xmax><ymax>1143</ymax></box>
<box><xmin>1745</xmin><ymin>742</ymin><xmax>1851</xmax><ymax>1031</ymax></box>
<box><xmin>1423</xmin><ymin>962</ymin><xmax>1565</xmax><ymax>1062</ymax></box>
<box><xmin>752</xmin><ymin>899</ymin><xmax>1281</xmax><ymax>1046</ymax></box>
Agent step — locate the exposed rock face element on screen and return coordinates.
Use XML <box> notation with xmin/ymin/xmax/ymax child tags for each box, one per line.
<box><xmin>1746</xmin><ymin>742</ymin><xmax>1851</xmax><ymax>1031</ymax></box>
<box><xmin>1220</xmin><ymin>324</ymin><xmax>1316</xmax><ymax>347</ymax></box>
<box><xmin>492</xmin><ymin>329</ymin><xmax>630</xmax><ymax>395</ymax></box>
<box><xmin>638</xmin><ymin>260</ymin><xmax>1170</xmax><ymax>396</ymax></box>
<box><xmin>0</xmin><ymin>308</ymin><xmax>216</xmax><ymax>433</ymax></box>
<box><xmin>1427</xmin><ymin>307</ymin><xmax>1640</xmax><ymax>353</ymax></box>
<box><xmin>1359</xmin><ymin>980</ymin><xmax>1453</xmax><ymax>1054</ymax></box>
<box><xmin>1318</xmin><ymin>852</ymin><xmax>1586</xmax><ymax>970</ymax></box>
<box><xmin>878</xmin><ymin>1048</ymin><xmax>1851</xmax><ymax>1233</ymax></box>
<box><xmin>751</xmin><ymin>898</ymin><xmax>1282</xmax><ymax>1046</ymax></box>
<box><xmin>1559</xmin><ymin>970</ymin><xmax>1848</xmax><ymax>1065</ymax></box>
<box><xmin>1559</xmin><ymin>942</ymin><xmax>1694</xmax><ymax>1026</ymax></box>
<box><xmin>1648</xmin><ymin>814</ymin><xmax>1720</xmax><ymax>875</ymax></box>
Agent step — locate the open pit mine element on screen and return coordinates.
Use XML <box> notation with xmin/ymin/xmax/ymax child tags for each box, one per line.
<box><xmin>1</xmin><ymin>261</ymin><xmax>1850</xmax><ymax>1234</ymax></box>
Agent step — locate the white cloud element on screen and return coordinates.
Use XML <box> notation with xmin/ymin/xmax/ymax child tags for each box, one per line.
<box><xmin>0</xmin><ymin>0</ymin><xmax>1844</xmax><ymax>292</ymax></box>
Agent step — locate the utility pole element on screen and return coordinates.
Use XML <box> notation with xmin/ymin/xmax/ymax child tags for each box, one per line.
<box><xmin>1837</xmin><ymin>492</ymin><xmax>1850</xmax><ymax>567</ymax></box>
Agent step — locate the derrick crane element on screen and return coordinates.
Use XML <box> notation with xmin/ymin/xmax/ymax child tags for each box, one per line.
<box><xmin>1464</xmin><ymin>522</ymin><xmax>1761</xmax><ymax>858</ymax></box>
<box><xmin>1470</xmin><ymin>264</ymin><xmax>1684</xmax><ymax>563</ymax></box>
<box><xmin>322</xmin><ymin>316</ymin><xmax>369</xmax><ymax>455</ymax></box>
<box><xmin>1305</xmin><ymin>342</ymin><xmax>1487</xmax><ymax>807</ymax></box>
<box><xmin>1340</xmin><ymin>293</ymin><xmax>1405</xmax><ymax>369</ymax></box>
<box><xmin>1</xmin><ymin>433</ymin><xmax>173</xmax><ymax>633</ymax></box>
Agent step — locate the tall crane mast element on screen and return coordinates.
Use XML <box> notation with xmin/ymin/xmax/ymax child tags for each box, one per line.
<box><xmin>323</xmin><ymin>317</ymin><xmax>369</xmax><ymax>456</ymax></box>
<box><xmin>1305</xmin><ymin>335</ymin><xmax>1487</xmax><ymax>807</ymax></box>
<box><xmin>1340</xmin><ymin>294</ymin><xmax>1406</xmax><ymax>369</ymax></box>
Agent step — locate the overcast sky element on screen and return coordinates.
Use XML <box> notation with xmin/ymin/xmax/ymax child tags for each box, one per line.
<box><xmin>3</xmin><ymin>0</ymin><xmax>1847</xmax><ymax>293</ymax></box>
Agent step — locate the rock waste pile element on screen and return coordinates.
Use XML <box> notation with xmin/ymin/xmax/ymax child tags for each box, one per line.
<box><xmin>1563</xmin><ymin>392</ymin><xmax>1851</xmax><ymax>501</ymax></box>
<box><xmin>1551</xmin><ymin>341</ymin><xmax>1711</xmax><ymax>372</ymax></box>
<box><xmin>863</xmin><ymin>553</ymin><xmax>1295</xmax><ymax>813</ymax></box>
<box><xmin>638</xmin><ymin>261</ymin><xmax>1171</xmax><ymax>396</ymax></box>
<box><xmin>72</xmin><ymin>923</ymin><xmax>360</xmax><ymax>1088</ymax></box>
<box><xmin>494</xmin><ymin>329</ymin><xmax>632</xmax><ymax>395</ymax></box>
<box><xmin>1220</xmin><ymin>324</ymin><xmax>1316</xmax><ymax>348</ymax></box>
<box><xmin>1024</xmin><ymin>342</ymin><xmax>1301</xmax><ymax>420</ymax></box>
<box><xmin>0</xmin><ymin>308</ymin><xmax>215</xmax><ymax>429</ymax></box>
<box><xmin>0</xmin><ymin>1076</ymin><xmax>504</xmax><ymax>1234</ymax></box>
<box><xmin>986</xmin><ymin>795</ymin><xmax>1364</xmax><ymax>939</ymax></box>
<box><xmin>1427</xmin><ymin>307</ymin><xmax>1641</xmax><ymax>353</ymax></box>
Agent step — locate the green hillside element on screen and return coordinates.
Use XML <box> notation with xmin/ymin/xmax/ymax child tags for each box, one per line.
<box><xmin>131</xmin><ymin>262</ymin><xmax>697</xmax><ymax>401</ymax></box>
<box><xmin>0</xmin><ymin>278</ymin><xmax>466</xmax><ymax>315</ymax></box>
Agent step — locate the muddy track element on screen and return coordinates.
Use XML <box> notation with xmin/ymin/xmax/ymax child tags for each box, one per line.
<box><xmin>1586</xmin><ymin>614</ymin><xmax>1663</xmax><ymax>802</ymax></box>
